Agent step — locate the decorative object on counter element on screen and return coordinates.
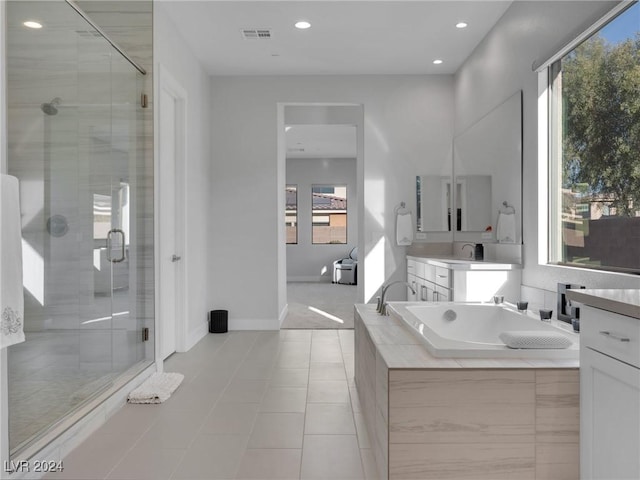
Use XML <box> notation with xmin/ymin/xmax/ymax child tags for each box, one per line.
<box><xmin>557</xmin><ymin>283</ymin><xmax>585</xmax><ymax>323</ymax></box>
<box><xmin>395</xmin><ymin>201</ymin><xmax>413</xmax><ymax>246</ymax></box>
<box><xmin>516</xmin><ymin>301</ymin><xmax>528</xmax><ymax>312</ymax></box>
<box><xmin>539</xmin><ymin>309</ymin><xmax>553</xmax><ymax>322</ymax></box>
<box><xmin>572</xmin><ymin>318</ymin><xmax>580</xmax><ymax>332</ymax></box>
<box><xmin>474</xmin><ymin>243</ymin><xmax>484</xmax><ymax>261</ymax></box>
<box><xmin>496</xmin><ymin>201</ymin><xmax>516</xmax><ymax>243</ymax></box>
<box><xmin>493</xmin><ymin>295</ymin><xmax>504</xmax><ymax>304</ymax></box>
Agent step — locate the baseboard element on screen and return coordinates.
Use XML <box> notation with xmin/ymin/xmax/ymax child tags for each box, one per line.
<box><xmin>184</xmin><ymin>322</ymin><xmax>208</xmax><ymax>351</ymax></box>
<box><xmin>229</xmin><ymin>317</ymin><xmax>281</xmax><ymax>330</ymax></box>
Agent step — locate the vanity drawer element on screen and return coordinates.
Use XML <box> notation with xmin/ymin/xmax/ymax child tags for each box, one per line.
<box><xmin>581</xmin><ymin>306</ymin><xmax>640</xmax><ymax>368</ymax></box>
<box><xmin>434</xmin><ymin>266</ymin><xmax>450</xmax><ymax>288</ymax></box>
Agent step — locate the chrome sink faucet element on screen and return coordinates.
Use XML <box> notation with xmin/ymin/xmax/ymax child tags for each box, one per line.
<box><xmin>376</xmin><ymin>281</ymin><xmax>416</xmax><ymax>316</ymax></box>
<box><xmin>461</xmin><ymin>243</ymin><xmax>475</xmax><ymax>259</ymax></box>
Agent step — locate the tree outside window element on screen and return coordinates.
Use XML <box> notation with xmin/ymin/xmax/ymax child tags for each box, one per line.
<box><xmin>549</xmin><ymin>3</ymin><xmax>639</xmax><ymax>273</ymax></box>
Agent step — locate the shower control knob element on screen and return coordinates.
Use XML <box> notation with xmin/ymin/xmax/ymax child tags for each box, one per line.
<box><xmin>171</xmin><ymin>254</ymin><xmax>181</xmax><ymax>262</ymax></box>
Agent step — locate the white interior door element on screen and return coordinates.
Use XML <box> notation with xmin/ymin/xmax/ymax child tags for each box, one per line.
<box><xmin>158</xmin><ymin>68</ymin><xmax>185</xmax><ymax>360</ymax></box>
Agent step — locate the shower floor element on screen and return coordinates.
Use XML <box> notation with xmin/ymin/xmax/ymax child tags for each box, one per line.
<box><xmin>8</xmin><ymin>331</ymin><xmax>126</xmax><ymax>454</ymax></box>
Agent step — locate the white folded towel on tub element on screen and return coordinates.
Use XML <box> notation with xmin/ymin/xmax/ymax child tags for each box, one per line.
<box><xmin>1</xmin><ymin>175</ymin><xmax>25</xmax><ymax>349</ymax></box>
<box><xmin>499</xmin><ymin>331</ymin><xmax>572</xmax><ymax>349</ymax></box>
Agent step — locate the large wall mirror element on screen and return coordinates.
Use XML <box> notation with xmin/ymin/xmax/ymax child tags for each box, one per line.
<box><xmin>416</xmin><ymin>91</ymin><xmax>522</xmax><ymax>243</ymax></box>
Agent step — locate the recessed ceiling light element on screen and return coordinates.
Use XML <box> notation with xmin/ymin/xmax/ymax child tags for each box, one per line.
<box><xmin>456</xmin><ymin>22</ymin><xmax>468</xmax><ymax>29</ymax></box>
<box><xmin>23</xmin><ymin>20</ymin><xmax>43</xmax><ymax>29</ymax></box>
<box><xmin>295</xmin><ymin>21</ymin><xmax>311</xmax><ymax>30</ymax></box>
<box><xmin>433</xmin><ymin>59</ymin><xmax>443</xmax><ymax>65</ymax></box>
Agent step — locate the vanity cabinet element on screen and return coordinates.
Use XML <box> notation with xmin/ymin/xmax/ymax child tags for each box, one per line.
<box><xmin>580</xmin><ymin>305</ymin><xmax>640</xmax><ymax>480</ymax></box>
<box><xmin>406</xmin><ymin>256</ymin><xmax>520</xmax><ymax>303</ymax></box>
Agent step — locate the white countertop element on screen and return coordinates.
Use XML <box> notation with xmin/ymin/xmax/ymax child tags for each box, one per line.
<box><xmin>566</xmin><ymin>289</ymin><xmax>640</xmax><ymax>319</ymax></box>
<box><xmin>355</xmin><ymin>304</ymin><xmax>578</xmax><ymax>369</ymax></box>
<box><xmin>407</xmin><ymin>255</ymin><xmax>521</xmax><ymax>271</ymax></box>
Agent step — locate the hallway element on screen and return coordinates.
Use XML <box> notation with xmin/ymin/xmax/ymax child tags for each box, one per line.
<box><xmin>44</xmin><ymin>330</ymin><xmax>378</xmax><ymax>479</ymax></box>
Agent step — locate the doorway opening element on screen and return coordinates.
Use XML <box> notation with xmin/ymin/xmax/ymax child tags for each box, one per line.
<box><xmin>278</xmin><ymin>105</ymin><xmax>364</xmax><ymax>329</ymax></box>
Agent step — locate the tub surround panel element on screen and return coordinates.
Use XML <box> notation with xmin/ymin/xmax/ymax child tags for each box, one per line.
<box><xmin>389</xmin><ymin>443</ymin><xmax>535</xmax><ymax>480</ymax></box>
<box><xmin>355</xmin><ymin>304</ymin><xmax>579</xmax><ymax>480</ymax></box>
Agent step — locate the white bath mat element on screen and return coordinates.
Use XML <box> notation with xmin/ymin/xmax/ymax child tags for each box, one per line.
<box><xmin>499</xmin><ymin>331</ymin><xmax>573</xmax><ymax>349</ymax></box>
<box><xmin>127</xmin><ymin>372</ymin><xmax>184</xmax><ymax>404</ymax></box>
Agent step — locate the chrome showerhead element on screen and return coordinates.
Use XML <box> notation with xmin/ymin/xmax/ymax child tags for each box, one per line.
<box><xmin>41</xmin><ymin>97</ymin><xmax>61</xmax><ymax>116</ymax></box>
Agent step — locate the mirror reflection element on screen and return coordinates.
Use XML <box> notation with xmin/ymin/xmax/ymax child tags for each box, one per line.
<box><xmin>416</xmin><ymin>175</ymin><xmax>451</xmax><ymax>232</ymax></box>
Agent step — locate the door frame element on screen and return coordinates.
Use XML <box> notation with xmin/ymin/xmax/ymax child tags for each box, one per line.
<box><xmin>154</xmin><ymin>63</ymin><xmax>188</xmax><ymax>366</ymax></box>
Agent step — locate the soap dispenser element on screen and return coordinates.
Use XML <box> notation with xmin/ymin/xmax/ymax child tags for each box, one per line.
<box><xmin>474</xmin><ymin>243</ymin><xmax>484</xmax><ymax>261</ymax></box>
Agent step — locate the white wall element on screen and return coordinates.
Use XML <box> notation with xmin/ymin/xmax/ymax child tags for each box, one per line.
<box><xmin>155</xmin><ymin>5</ymin><xmax>212</xmax><ymax>349</ymax></box>
<box><xmin>454</xmin><ymin>0</ymin><xmax>639</xmax><ymax>294</ymax></box>
<box><xmin>210</xmin><ymin>75</ymin><xmax>454</xmax><ymax>329</ymax></box>
<box><xmin>286</xmin><ymin>157</ymin><xmax>357</xmax><ymax>282</ymax></box>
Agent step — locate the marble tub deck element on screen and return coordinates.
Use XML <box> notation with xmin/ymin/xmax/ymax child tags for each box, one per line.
<box><xmin>354</xmin><ymin>303</ymin><xmax>580</xmax><ymax>480</ymax></box>
<box><xmin>356</xmin><ymin>304</ymin><xmax>579</xmax><ymax>369</ymax></box>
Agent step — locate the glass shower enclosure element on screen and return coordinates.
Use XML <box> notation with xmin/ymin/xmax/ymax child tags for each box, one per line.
<box><xmin>5</xmin><ymin>0</ymin><xmax>154</xmax><ymax>457</ymax></box>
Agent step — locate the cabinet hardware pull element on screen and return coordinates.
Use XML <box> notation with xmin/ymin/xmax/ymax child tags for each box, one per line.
<box><xmin>599</xmin><ymin>331</ymin><xmax>631</xmax><ymax>342</ymax></box>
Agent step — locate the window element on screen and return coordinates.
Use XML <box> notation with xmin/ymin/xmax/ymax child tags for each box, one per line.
<box><xmin>312</xmin><ymin>185</ymin><xmax>347</xmax><ymax>244</ymax></box>
<box><xmin>548</xmin><ymin>2</ymin><xmax>639</xmax><ymax>273</ymax></box>
<box><xmin>286</xmin><ymin>185</ymin><xmax>297</xmax><ymax>244</ymax></box>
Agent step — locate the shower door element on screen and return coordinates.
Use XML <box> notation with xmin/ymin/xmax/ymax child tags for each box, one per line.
<box><xmin>6</xmin><ymin>0</ymin><xmax>153</xmax><ymax>457</ymax></box>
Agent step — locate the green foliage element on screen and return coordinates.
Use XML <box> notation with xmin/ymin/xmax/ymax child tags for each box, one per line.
<box><xmin>562</xmin><ymin>33</ymin><xmax>640</xmax><ymax>216</ymax></box>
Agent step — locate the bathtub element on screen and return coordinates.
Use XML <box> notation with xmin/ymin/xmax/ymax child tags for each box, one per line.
<box><xmin>387</xmin><ymin>302</ymin><xmax>580</xmax><ymax>358</ymax></box>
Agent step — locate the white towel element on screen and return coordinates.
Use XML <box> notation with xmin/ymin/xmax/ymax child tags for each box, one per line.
<box><xmin>127</xmin><ymin>372</ymin><xmax>184</xmax><ymax>404</ymax></box>
<box><xmin>496</xmin><ymin>211</ymin><xmax>516</xmax><ymax>244</ymax></box>
<box><xmin>1</xmin><ymin>175</ymin><xmax>25</xmax><ymax>349</ymax></box>
<box><xmin>396</xmin><ymin>212</ymin><xmax>413</xmax><ymax>246</ymax></box>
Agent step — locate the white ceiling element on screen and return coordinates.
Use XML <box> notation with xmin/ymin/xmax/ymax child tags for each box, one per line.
<box><xmin>159</xmin><ymin>1</ymin><xmax>513</xmax><ymax>76</ymax></box>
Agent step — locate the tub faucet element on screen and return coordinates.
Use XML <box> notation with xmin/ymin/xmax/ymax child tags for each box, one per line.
<box><xmin>461</xmin><ymin>243</ymin><xmax>474</xmax><ymax>259</ymax></box>
<box><xmin>377</xmin><ymin>281</ymin><xmax>416</xmax><ymax>316</ymax></box>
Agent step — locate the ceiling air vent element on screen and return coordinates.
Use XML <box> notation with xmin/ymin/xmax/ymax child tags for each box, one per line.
<box><xmin>241</xmin><ymin>28</ymin><xmax>272</xmax><ymax>40</ymax></box>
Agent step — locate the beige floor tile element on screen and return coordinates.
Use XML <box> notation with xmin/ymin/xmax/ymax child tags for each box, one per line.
<box><xmin>160</xmin><ymin>382</ymin><xmax>221</xmax><ymax>415</ymax></box>
<box><xmin>44</xmin><ymin>434</ymin><xmax>135</xmax><ymax>480</ymax></box>
<box><xmin>106</xmin><ymin>444</ymin><xmax>185</xmax><ymax>480</ymax></box>
<box><xmin>311</xmin><ymin>330</ymin><xmax>340</xmax><ymax>342</ymax></box>
<box><xmin>307</xmin><ymin>380</ymin><xmax>351</xmax><ymax>404</ymax></box>
<box><xmin>201</xmin><ymin>403</ymin><xmax>260</xmax><ymax>435</ymax></box>
<box><xmin>235</xmin><ymin>449</ymin><xmax>302</xmax><ymax>479</ymax></box>
<box><xmin>220</xmin><ymin>379</ymin><xmax>268</xmax><ymax>403</ymax></box>
<box><xmin>309</xmin><ymin>362</ymin><xmax>346</xmax><ymax>381</ymax></box>
<box><xmin>135</xmin><ymin>410</ymin><xmax>206</xmax><ymax>449</ymax></box>
<box><xmin>248</xmin><ymin>413</ymin><xmax>305</xmax><ymax>449</ymax></box>
<box><xmin>269</xmin><ymin>369</ymin><xmax>309</xmax><ymax>388</ymax></box>
<box><xmin>96</xmin><ymin>405</ymin><xmax>160</xmax><ymax>436</ymax></box>
<box><xmin>172</xmin><ymin>434</ymin><xmax>248</xmax><ymax>480</ymax></box>
<box><xmin>260</xmin><ymin>387</ymin><xmax>307</xmax><ymax>413</ymax></box>
<box><xmin>300</xmin><ymin>435</ymin><xmax>364</xmax><ymax>479</ymax></box>
<box><xmin>276</xmin><ymin>351</ymin><xmax>310</xmax><ymax>369</ymax></box>
<box><xmin>305</xmin><ymin>403</ymin><xmax>356</xmax><ymax>435</ymax></box>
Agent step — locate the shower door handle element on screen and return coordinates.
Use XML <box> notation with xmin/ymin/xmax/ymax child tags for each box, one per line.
<box><xmin>107</xmin><ymin>229</ymin><xmax>126</xmax><ymax>263</ymax></box>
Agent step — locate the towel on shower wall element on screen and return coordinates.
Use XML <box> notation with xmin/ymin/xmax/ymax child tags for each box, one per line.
<box><xmin>1</xmin><ymin>175</ymin><xmax>25</xmax><ymax>349</ymax></box>
<box><xmin>496</xmin><ymin>211</ymin><xmax>516</xmax><ymax>244</ymax></box>
<box><xmin>396</xmin><ymin>212</ymin><xmax>413</xmax><ymax>246</ymax></box>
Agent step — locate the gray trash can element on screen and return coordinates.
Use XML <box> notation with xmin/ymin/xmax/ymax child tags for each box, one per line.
<box><xmin>209</xmin><ymin>310</ymin><xmax>228</xmax><ymax>333</ymax></box>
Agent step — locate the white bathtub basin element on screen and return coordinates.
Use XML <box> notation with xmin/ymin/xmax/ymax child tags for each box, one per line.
<box><xmin>388</xmin><ymin>302</ymin><xmax>579</xmax><ymax>358</ymax></box>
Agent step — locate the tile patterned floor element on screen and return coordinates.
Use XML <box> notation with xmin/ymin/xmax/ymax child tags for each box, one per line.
<box><xmin>44</xmin><ymin>330</ymin><xmax>379</xmax><ymax>480</ymax></box>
